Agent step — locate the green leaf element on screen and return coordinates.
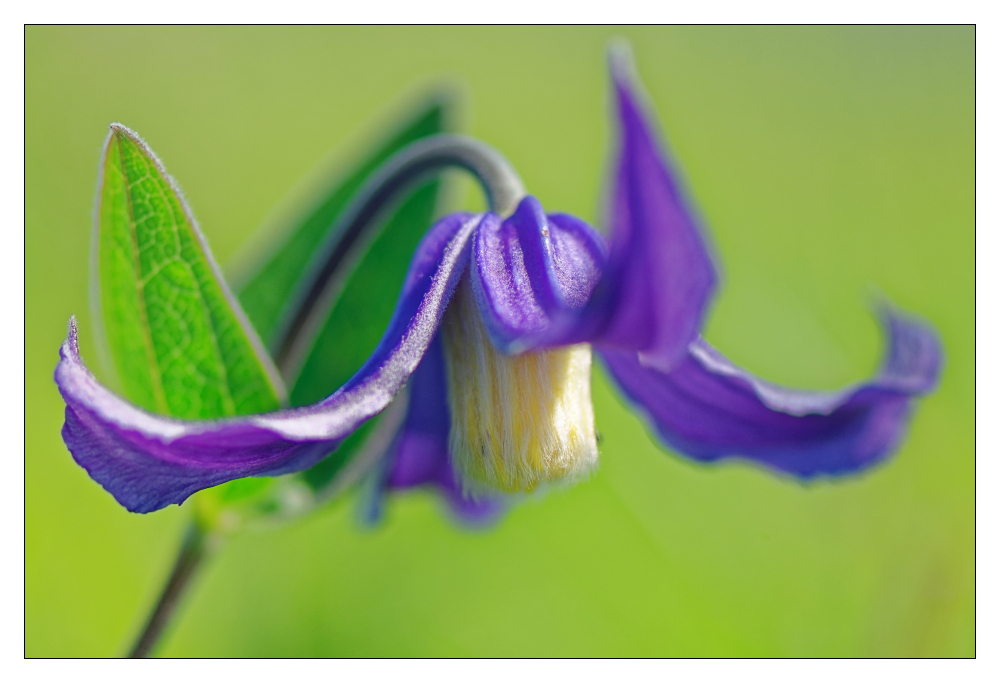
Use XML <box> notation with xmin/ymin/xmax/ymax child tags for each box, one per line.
<box><xmin>231</xmin><ymin>96</ymin><xmax>454</xmax><ymax>499</ymax></box>
<box><xmin>92</xmin><ymin>124</ymin><xmax>285</xmax><ymax>421</ymax></box>
<box><xmin>284</xmin><ymin>128</ymin><xmax>448</xmax><ymax>496</ymax></box>
<box><xmin>288</xmin><ymin>179</ymin><xmax>442</xmax><ymax>406</ymax></box>
<box><xmin>235</xmin><ymin>95</ymin><xmax>452</xmax><ymax>352</ymax></box>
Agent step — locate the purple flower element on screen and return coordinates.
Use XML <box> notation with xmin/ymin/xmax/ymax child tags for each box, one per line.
<box><xmin>55</xmin><ymin>55</ymin><xmax>941</xmax><ymax>518</ymax></box>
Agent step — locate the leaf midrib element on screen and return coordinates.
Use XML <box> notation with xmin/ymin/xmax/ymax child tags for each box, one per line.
<box><xmin>116</xmin><ymin>132</ymin><xmax>169</xmax><ymax>415</ymax></box>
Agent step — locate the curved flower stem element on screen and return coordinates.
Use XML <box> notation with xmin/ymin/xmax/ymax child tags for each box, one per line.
<box><xmin>272</xmin><ymin>133</ymin><xmax>526</xmax><ymax>382</ymax></box>
<box><xmin>127</xmin><ymin>522</ymin><xmax>217</xmax><ymax>658</ymax></box>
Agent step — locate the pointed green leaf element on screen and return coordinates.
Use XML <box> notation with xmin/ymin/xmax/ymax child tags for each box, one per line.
<box><xmin>92</xmin><ymin>124</ymin><xmax>285</xmax><ymax>420</ymax></box>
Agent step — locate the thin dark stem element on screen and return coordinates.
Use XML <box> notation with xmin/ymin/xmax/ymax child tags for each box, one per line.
<box><xmin>127</xmin><ymin>523</ymin><xmax>213</xmax><ymax>658</ymax></box>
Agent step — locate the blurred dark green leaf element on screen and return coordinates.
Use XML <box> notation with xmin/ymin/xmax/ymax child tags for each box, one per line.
<box><xmin>287</xmin><ymin>180</ymin><xmax>441</xmax><ymax>406</ymax></box>
<box><xmin>232</xmin><ymin>96</ymin><xmax>453</xmax><ymax>499</ymax></box>
<box><xmin>236</xmin><ymin>97</ymin><xmax>450</xmax><ymax>354</ymax></box>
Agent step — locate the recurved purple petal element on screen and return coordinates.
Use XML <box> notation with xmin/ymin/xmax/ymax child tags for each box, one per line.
<box><xmin>56</xmin><ymin>213</ymin><xmax>480</xmax><ymax>513</ymax></box>
<box><xmin>573</xmin><ymin>52</ymin><xmax>717</xmax><ymax>369</ymax></box>
<box><xmin>381</xmin><ymin>333</ymin><xmax>504</xmax><ymax>524</ymax></box>
<box><xmin>471</xmin><ymin>196</ymin><xmax>606</xmax><ymax>354</ymax></box>
<box><xmin>600</xmin><ymin>307</ymin><xmax>942</xmax><ymax>478</ymax></box>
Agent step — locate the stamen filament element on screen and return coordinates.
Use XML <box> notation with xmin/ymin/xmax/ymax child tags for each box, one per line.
<box><xmin>442</xmin><ymin>277</ymin><xmax>598</xmax><ymax>494</ymax></box>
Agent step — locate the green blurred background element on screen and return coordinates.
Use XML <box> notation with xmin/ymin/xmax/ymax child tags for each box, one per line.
<box><xmin>25</xmin><ymin>26</ymin><xmax>973</xmax><ymax>657</ymax></box>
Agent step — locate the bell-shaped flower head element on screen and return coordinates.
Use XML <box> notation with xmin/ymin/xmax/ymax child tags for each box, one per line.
<box><xmin>56</xmin><ymin>47</ymin><xmax>942</xmax><ymax>519</ymax></box>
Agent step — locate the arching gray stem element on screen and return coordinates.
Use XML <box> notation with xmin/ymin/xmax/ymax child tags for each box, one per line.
<box><xmin>273</xmin><ymin>134</ymin><xmax>526</xmax><ymax>381</ymax></box>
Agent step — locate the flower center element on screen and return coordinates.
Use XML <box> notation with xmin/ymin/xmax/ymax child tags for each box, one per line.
<box><xmin>442</xmin><ymin>276</ymin><xmax>599</xmax><ymax>494</ymax></box>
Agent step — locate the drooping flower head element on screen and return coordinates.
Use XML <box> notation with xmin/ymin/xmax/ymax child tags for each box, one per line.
<box><xmin>55</xmin><ymin>49</ymin><xmax>941</xmax><ymax>519</ymax></box>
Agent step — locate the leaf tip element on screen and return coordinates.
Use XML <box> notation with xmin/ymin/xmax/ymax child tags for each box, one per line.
<box><xmin>105</xmin><ymin>123</ymin><xmax>154</xmax><ymax>160</ymax></box>
<box><xmin>107</xmin><ymin>121</ymin><xmax>134</xmax><ymax>137</ymax></box>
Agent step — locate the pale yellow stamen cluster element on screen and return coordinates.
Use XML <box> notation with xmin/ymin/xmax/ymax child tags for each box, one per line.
<box><xmin>442</xmin><ymin>278</ymin><xmax>599</xmax><ymax>495</ymax></box>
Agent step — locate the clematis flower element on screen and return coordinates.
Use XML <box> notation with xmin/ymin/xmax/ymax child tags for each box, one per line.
<box><xmin>55</xmin><ymin>54</ymin><xmax>941</xmax><ymax>518</ymax></box>
<box><xmin>371</xmin><ymin>54</ymin><xmax>943</xmax><ymax>517</ymax></box>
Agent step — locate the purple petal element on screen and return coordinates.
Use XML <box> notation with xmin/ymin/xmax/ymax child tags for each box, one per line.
<box><xmin>567</xmin><ymin>53</ymin><xmax>718</xmax><ymax>369</ymax></box>
<box><xmin>56</xmin><ymin>213</ymin><xmax>480</xmax><ymax>513</ymax></box>
<box><xmin>384</xmin><ymin>334</ymin><xmax>452</xmax><ymax>489</ymax></box>
<box><xmin>600</xmin><ymin>307</ymin><xmax>942</xmax><ymax>478</ymax></box>
<box><xmin>381</xmin><ymin>333</ymin><xmax>504</xmax><ymax>524</ymax></box>
<box><xmin>471</xmin><ymin>196</ymin><xmax>606</xmax><ymax>354</ymax></box>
